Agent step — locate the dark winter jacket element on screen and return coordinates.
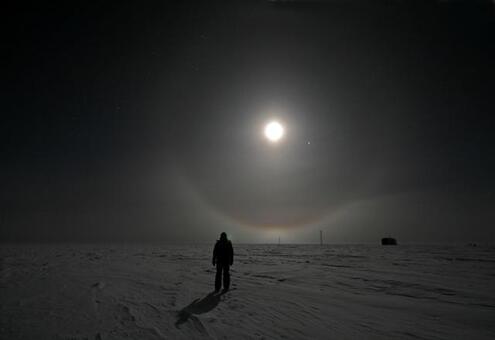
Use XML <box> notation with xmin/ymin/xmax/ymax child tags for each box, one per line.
<box><xmin>212</xmin><ymin>239</ymin><xmax>234</xmax><ymax>266</ymax></box>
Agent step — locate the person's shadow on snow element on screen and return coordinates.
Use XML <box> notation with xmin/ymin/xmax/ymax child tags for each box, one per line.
<box><xmin>175</xmin><ymin>291</ymin><xmax>226</xmax><ymax>328</ymax></box>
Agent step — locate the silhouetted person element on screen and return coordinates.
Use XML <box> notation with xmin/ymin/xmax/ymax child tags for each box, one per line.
<box><xmin>212</xmin><ymin>232</ymin><xmax>234</xmax><ymax>292</ymax></box>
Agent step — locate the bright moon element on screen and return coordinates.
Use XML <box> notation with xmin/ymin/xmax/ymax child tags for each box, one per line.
<box><xmin>264</xmin><ymin>121</ymin><xmax>284</xmax><ymax>142</ymax></box>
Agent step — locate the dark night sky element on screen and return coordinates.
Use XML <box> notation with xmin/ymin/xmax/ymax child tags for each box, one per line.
<box><xmin>2</xmin><ymin>1</ymin><xmax>495</xmax><ymax>243</ymax></box>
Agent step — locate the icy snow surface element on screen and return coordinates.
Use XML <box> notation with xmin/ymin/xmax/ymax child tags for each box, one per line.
<box><xmin>1</xmin><ymin>244</ymin><xmax>494</xmax><ymax>339</ymax></box>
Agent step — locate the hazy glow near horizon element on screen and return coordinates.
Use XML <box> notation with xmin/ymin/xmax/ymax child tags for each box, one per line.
<box><xmin>264</xmin><ymin>121</ymin><xmax>284</xmax><ymax>142</ymax></box>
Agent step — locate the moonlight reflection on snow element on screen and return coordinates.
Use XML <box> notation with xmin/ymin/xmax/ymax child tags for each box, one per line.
<box><xmin>1</xmin><ymin>244</ymin><xmax>494</xmax><ymax>339</ymax></box>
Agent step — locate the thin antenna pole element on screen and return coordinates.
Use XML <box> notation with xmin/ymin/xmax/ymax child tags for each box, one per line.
<box><xmin>320</xmin><ymin>230</ymin><xmax>323</xmax><ymax>246</ymax></box>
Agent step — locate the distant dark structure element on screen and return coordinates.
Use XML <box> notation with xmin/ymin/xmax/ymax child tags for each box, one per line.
<box><xmin>381</xmin><ymin>237</ymin><xmax>397</xmax><ymax>245</ymax></box>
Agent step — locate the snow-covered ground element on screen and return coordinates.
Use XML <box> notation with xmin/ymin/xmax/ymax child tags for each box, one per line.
<box><xmin>1</xmin><ymin>244</ymin><xmax>494</xmax><ymax>339</ymax></box>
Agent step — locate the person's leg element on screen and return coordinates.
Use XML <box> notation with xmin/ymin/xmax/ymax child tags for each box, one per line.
<box><xmin>223</xmin><ymin>265</ymin><xmax>230</xmax><ymax>290</ymax></box>
<box><xmin>215</xmin><ymin>264</ymin><xmax>222</xmax><ymax>292</ymax></box>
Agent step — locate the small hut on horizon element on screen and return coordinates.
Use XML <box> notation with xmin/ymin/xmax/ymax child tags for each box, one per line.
<box><xmin>381</xmin><ymin>237</ymin><xmax>397</xmax><ymax>245</ymax></box>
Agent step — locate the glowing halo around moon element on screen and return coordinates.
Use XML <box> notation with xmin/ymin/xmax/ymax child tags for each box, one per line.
<box><xmin>264</xmin><ymin>121</ymin><xmax>284</xmax><ymax>142</ymax></box>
